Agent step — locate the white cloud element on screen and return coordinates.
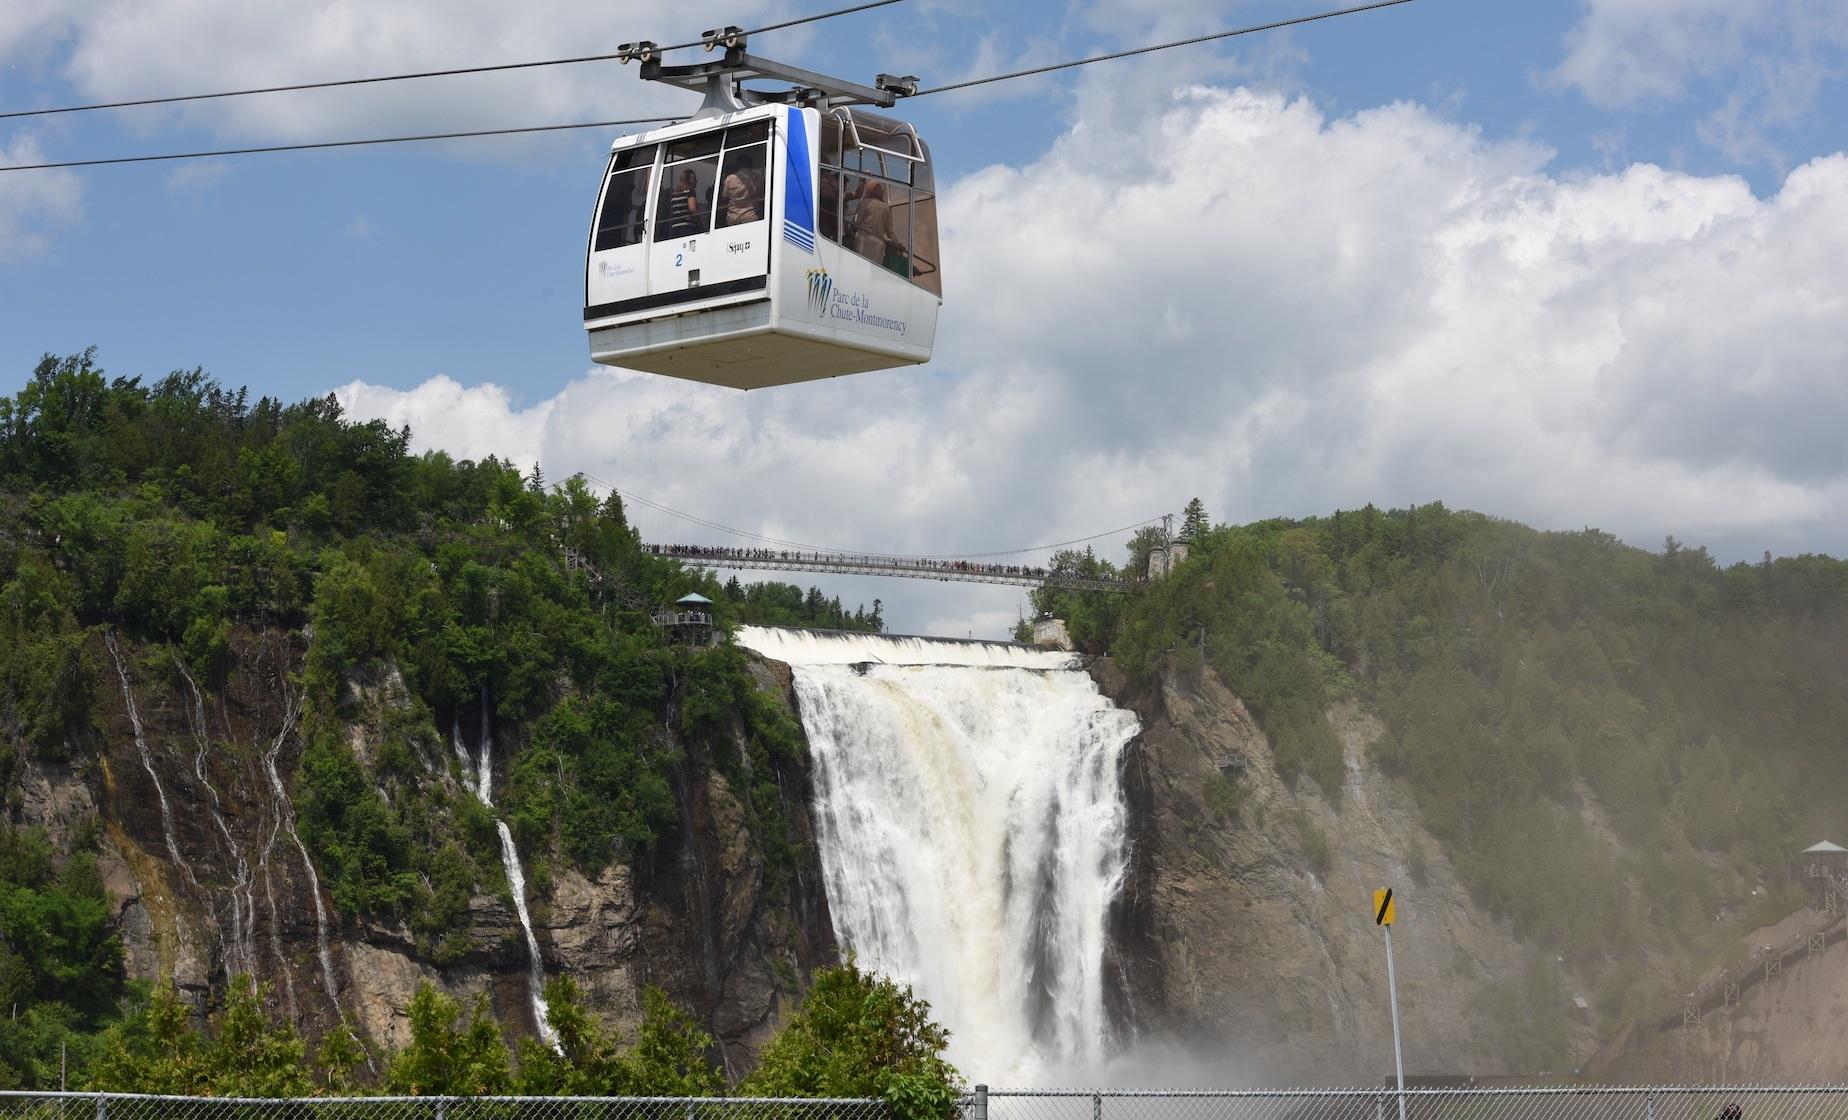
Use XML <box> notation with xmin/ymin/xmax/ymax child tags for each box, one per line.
<box><xmin>1550</xmin><ymin>0</ymin><xmax>1848</xmax><ymax>166</ymax></box>
<box><xmin>15</xmin><ymin>0</ymin><xmax>796</xmax><ymax>145</ymax></box>
<box><xmin>336</xmin><ymin>83</ymin><xmax>1848</xmax><ymax>635</ymax></box>
<box><xmin>0</xmin><ymin>136</ymin><xmax>82</xmax><ymax>258</ymax></box>
<box><xmin>1551</xmin><ymin>0</ymin><xmax>1757</xmax><ymax>107</ymax></box>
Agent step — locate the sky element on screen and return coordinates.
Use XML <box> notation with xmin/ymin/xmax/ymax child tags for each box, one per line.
<box><xmin>3</xmin><ymin>0</ymin><xmax>1847</xmax><ymax>638</ymax></box>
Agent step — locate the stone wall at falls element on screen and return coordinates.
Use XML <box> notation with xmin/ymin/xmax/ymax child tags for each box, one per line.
<box><xmin>736</xmin><ymin>627</ymin><xmax>1142</xmax><ymax>1083</ymax></box>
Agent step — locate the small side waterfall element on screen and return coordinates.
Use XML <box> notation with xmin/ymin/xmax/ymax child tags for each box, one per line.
<box><xmin>736</xmin><ymin>626</ymin><xmax>1141</xmax><ymax>1083</ymax></box>
<box><xmin>176</xmin><ymin>660</ymin><xmax>257</xmax><ymax>979</ymax></box>
<box><xmin>462</xmin><ymin>692</ymin><xmax>556</xmax><ymax>1048</ymax></box>
<box><xmin>103</xmin><ymin>632</ymin><xmax>197</xmax><ymax>888</ymax></box>
<box><xmin>260</xmin><ymin>688</ymin><xmax>342</xmax><ymax>1017</ymax></box>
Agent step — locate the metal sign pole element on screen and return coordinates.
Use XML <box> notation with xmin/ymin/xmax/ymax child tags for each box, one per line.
<box><xmin>1385</xmin><ymin>923</ymin><xmax>1407</xmax><ymax>1120</ymax></box>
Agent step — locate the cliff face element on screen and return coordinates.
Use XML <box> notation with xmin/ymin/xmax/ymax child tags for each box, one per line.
<box><xmin>1094</xmin><ymin>658</ymin><xmax>1593</xmax><ymax>1083</ymax></box>
<box><xmin>16</xmin><ymin>628</ymin><xmax>833</xmax><ymax>1071</ymax></box>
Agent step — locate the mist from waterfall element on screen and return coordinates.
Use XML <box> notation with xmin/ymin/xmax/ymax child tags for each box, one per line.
<box><xmin>736</xmin><ymin>627</ymin><xmax>1140</xmax><ymax>1084</ymax></box>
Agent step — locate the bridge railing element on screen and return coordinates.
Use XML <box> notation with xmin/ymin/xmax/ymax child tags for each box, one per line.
<box><xmin>643</xmin><ymin>545</ymin><xmax>1133</xmax><ymax>592</ymax></box>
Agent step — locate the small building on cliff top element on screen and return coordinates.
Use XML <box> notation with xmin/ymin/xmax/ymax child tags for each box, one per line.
<box><xmin>1795</xmin><ymin>840</ymin><xmax>1848</xmax><ymax>891</ymax></box>
<box><xmin>652</xmin><ymin>592</ymin><xmax>718</xmax><ymax>646</ymax></box>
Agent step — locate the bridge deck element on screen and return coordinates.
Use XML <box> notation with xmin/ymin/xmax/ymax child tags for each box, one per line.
<box><xmin>647</xmin><ymin>546</ymin><xmax>1132</xmax><ymax>592</ymax></box>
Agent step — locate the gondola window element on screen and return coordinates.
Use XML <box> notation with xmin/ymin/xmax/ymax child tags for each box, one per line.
<box><xmin>593</xmin><ymin>145</ymin><xmax>658</xmax><ymax>252</ymax></box>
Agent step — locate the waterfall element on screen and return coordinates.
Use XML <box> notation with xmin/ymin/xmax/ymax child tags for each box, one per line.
<box><xmin>176</xmin><ymin>660</ymin><xmax>257</xmax><ymax>979</ymax></box>
<box><xmin>259</xmin><ymin>688</ymin><xmax>343</xmax><ymax>1017</ymax></box>
<box><xmin>103</xmin><ymin>632</ymin><xmax>197</xmax><ymax>888</ymax></box>
<box><xmin>466</xmin><ymin>692</ymin><xmax>556</xmax><ymax>1049</ymax></box>
<box><xmin>736</xmin><ymin>626</ymin><xmax>1141</xmax><ymax>1083</ymax></box>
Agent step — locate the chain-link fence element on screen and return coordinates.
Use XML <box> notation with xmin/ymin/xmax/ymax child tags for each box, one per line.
<box><xmin>0</xmin><ymin>1097</ymin><xmax>888</xmax><ymax>1120</ymax></box>
<box><xmin>974</xmin><ymin>1088</ymin><xmax>1848</xmax><ymax>1120</ymax></box>
<box><xmin>6</xmin><ymin>1089</ymin><xmax>1848</xmax><ymax>1120</ymax></box>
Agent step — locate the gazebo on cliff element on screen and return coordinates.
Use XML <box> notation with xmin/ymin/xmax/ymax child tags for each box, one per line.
<box><xmin>1796</xmin><ymin>840</ymin><xmax>1848</xmax><ymax>891</ymax></box>
<box><xmin>651</xmin><ymin>592</ymin><xmax>718</xmax><ymax>646</ymax></box>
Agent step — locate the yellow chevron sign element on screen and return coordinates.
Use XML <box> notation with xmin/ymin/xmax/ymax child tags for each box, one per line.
<box><xmin>1374</xmin><ymin>887</ymin><xmax>1396</xmax><ymax>926</ymax></box>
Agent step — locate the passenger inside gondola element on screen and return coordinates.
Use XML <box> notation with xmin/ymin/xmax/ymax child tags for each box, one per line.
<box><xmin>662</xmin><ymin>167</ymin><xmax>703</xmax><ymax>237</ymax></box>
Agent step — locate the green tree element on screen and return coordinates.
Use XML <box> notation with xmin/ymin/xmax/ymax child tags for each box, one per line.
<box><xmin>743</xmin><ymin>962</ymin><xmax>962</xmax><ymax>1120</ymax></box>
<box><xmin>199</xmin><ymin>980</ymin><xmax>313</xmax><ymax>1097</ymax></box>
<box><xmin>1181</xmin><ymin>497</ymin><xmax>1208</xmax><ymax>538</ymax></box>
<box><xmin>385</xmin><ymin>984</ymin><xmax>514</xmax><ymax>1096</ymax></box>
<box><xmin>86</xmin><ymin>986</ymin><xmax>206</xmax><ymax>1093</ymax></box>
<box><xmin>315</xmin><ymin>1019</ymin><xmax>371</xmax><ymax>1092</ymax></box>
<box><xmin>520</xmin><ymin>980</ymin><xmax>721</xmax><ymax>1096</ymax></box>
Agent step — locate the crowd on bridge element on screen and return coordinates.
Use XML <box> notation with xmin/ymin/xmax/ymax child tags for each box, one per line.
<box><xmin>646</xmin><ymin>543</ymin><xmax>1078</xmax><ymax>582</ymax></box>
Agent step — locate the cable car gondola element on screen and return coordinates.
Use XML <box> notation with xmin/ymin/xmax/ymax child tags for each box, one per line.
<box><xmin>584</xmin><ymin>42</ymin><xmax>941</xmax><ymax>390</ymax></box>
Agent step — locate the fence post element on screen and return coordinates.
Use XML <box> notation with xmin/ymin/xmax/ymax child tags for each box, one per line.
<box><xmin>972</xmin><ymin>1085</ymin><xmax>989</xmax><ymax>1120</ymax></box>
<box><xmin>94</xmin><ymin>1094</ymin><xmax>106</xmax><ymax>1120</ymax></box>
<box><xmin>1646</xmin><ymin>1091</ymin><xmax>1656</xmax><ymax>1120</ymax></box>
<box><xmin>435</xmin><ymin>1097</ymin><xmax>447</xmax><ymax>1120</ymax></box>
<box><xmin>1376</xmin><ymin>1094</ymin><xmax>1385</xmax><ymax>1120</ymax></box>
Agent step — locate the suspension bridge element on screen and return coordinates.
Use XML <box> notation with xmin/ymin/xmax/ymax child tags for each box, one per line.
<box><xmin>588</xmin><ymin>478</ymin><xmax>1160</xmax><ymax>593</ymax></box>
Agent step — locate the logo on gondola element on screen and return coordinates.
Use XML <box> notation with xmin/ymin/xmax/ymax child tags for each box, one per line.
<box><xmin>805</xmin><ymin>268</ymin><xmax>833</xmax><ymax>317</ymax></box>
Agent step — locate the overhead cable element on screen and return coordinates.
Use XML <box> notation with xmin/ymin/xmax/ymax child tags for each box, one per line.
<box><xmin>913</xmin><ymin>0</ymin><xmax>1415</xmax><ymax>96</ymax></box>
<box><xmin>0</xmin><ymin>0</ymin><xmax>1414</xmax><ymax>173</ymax></box>
<box><xmin>0</xmin><ymin>0</ymin><xmax>908</xmax><ymax>123</ymax></box>
<box><xmin>0</xmin><ymin>118</ymin><xmax>675</xmax><ymax>172</ymax></box>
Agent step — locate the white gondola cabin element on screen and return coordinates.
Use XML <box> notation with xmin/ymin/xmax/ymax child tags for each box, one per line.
<box><xmin>584</xmin><ymin>47</ymin><xmax>942</xmax><ymax>390</ymax></box>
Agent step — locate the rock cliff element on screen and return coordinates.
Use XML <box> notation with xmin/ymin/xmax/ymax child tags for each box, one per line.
<box><xmin>14</xmin><ymin>627</ymin><xmax>832</xmax><ymax>1072</ymax></box>
<box><xmin>1094</xmin><ymin>657</ymin><xmax>1595</xmax><ymax>1083</ymax></box>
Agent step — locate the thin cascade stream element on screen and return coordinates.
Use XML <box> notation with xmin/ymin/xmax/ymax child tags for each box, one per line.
<box><xmin>103</xmin><ymin>632</ymin><xmax>197</xmax><ymax>888</ymax></box>
<box><xmin>466</xmin><ymin>691</ymin><xmax>557</xmax><ymax>1049</ymax></box>
<box><xmin>736</xmin><ymin>626</ymin><xmax>1141</xmax><ymax>1083</ymax></box>
<box><xmin>260</xmin><ymin>688</ymin><xmax>342</xmax><ymax>1017</ymax></box>
<box><xmin>176</xmin><ymin>660</ymin><xmax>257</xmax><ymax>979</ymax></box>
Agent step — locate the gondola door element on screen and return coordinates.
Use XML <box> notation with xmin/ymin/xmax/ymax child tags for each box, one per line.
<box><xmin>585</xmin><ymin>143</ymin><xmax>657</xmax><ymax>318</ymax></box>
<box><xmin>646</xmin><ymin>121</ymin><xmax>772</xmax><ymax>304</ymax></box>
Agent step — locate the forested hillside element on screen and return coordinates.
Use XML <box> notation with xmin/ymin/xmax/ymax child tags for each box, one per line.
<box><xmin>1067</xmin><ymin>501</ymin><xmax>1848</xmax><ymax>1025</ymax></box>
<box><xmin>0</xmin><ymin>350</ymin><xmax>893</xmax><ymax>1088</ymax></box>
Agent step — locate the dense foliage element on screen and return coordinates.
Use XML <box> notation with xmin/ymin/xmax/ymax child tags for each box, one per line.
<box><xmin>0</xmin><ymin>824</ymin><xmax>123</xmax><ymax>1088</ymax></box>
<box><xmin>0</xmin><ymin>350</ymin><xmax>838</xmax><ymax>1084</ymax></box>
<box><xmin>79</xmin><ymin>966</ymin><xmax>958</xmax><ymax>1103</ymax></box>
<box><xmin>724</xmin><ymin>577</ymin><xmax>884</xmax><ymax>633</ymax></box>
<box><xmin>742</xmin><ymin>961</ymin><xmax>962</xmax><ymax>1120</ymax></box>
<box><xmin>1096</xmin><ymin>499</ymin><xmax>1848</xmax><ymax>1026</ymax></box>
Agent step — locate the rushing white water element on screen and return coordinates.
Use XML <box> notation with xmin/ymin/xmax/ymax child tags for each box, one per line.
<box><xmin>465</xmin><ymin>693</ymin><xmax>556</xmax><ymax>1049</ymax></box>
<box><xmin>736</xmin><ymin>626</ymin><xmax>1141</xmax><ymax>1083</ymax></box>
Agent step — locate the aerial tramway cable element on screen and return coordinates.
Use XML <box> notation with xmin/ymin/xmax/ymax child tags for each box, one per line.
<box><xmin>912</xmin><ymin>0</ymin><xmax>1414</xmax><ymax>96</ymax></box>
<box><xmin>0</xmin><ymin>0</ymin><xmax>910</xmax><ymax>123</ymax></box>
<box><xmin>2</xmin><ymin>118</ymin><xmax>677</xmax><ymax>171</ymax></box>
<box><xmin>0</xmin><ymin>0</ymin><xmax>1416</xmax><ymax>173</ymax></box>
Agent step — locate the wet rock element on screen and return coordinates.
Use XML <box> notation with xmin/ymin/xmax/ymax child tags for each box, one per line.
<box><xmin>1093</xmin><ymin>658</ymin><xmax>1541</xmax><ymax>1082</ymax></box>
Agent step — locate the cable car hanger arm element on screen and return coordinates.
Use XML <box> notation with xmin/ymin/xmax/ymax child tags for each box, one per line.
<box><xmin>639</xmin><ymin>43</ymin><xmax>916</xmax><ymax>112</ymax></box>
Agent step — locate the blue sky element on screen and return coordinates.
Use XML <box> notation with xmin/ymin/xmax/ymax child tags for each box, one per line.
<box><xmin>4</xmin><ymin>0</ymin><xmax>1847</xmax><ymax>635</ymax></box>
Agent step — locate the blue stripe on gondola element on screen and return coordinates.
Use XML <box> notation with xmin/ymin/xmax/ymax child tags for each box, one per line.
<box><xmin>783</xmin><ymin>106</ymin><xmax>816</xmax><ymax>255</ymax></box>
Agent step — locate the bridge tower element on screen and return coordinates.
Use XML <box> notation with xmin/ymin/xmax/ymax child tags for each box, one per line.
<box><xmin>1148</xmin><ymin>513</ymin><xmax>1191</xmax><ymax>579</ymax></box>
